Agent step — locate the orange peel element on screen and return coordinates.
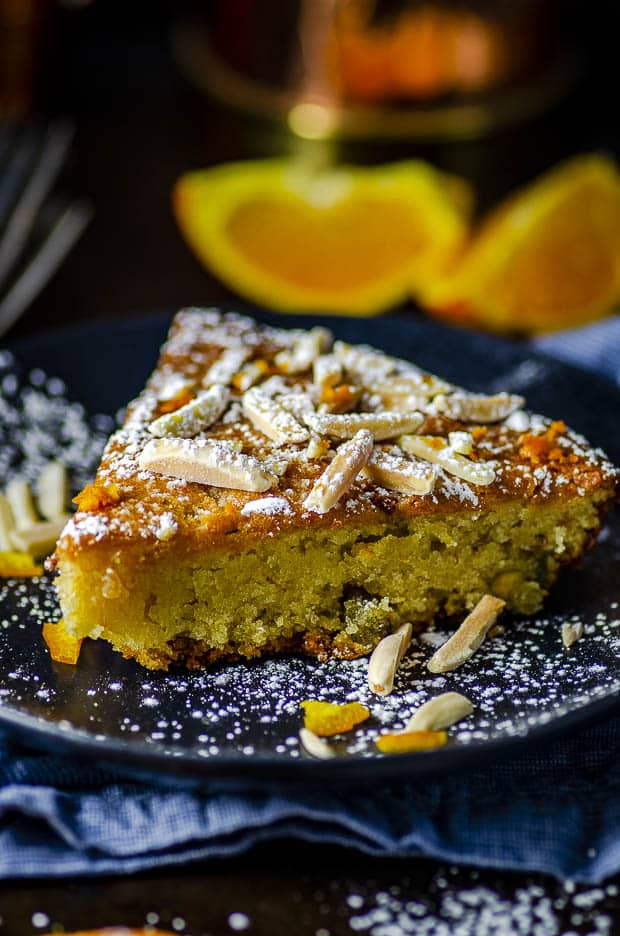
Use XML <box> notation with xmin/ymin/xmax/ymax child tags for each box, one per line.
<box><xmin>300</xmin><ymin>699</ymin><xmax>370</xmax><ymax>736</ymax></box>
<box><xmin>422</xmin><ymin>154</ymin><xmax>620</xmax><ymax>334</ymax></box>
<box><xmin>42</xmin><ymin>618</ymin><xmax>83</xmax><ymax>666</ymax></box>
<box><xmin>173</xmin><ymin>159</ymin><xmax>472</xmax><ymax>316</ymax></box>
<box><xmin>376</xmin><ymin>729</ymin><xmax>448</xmax><ymax>754</ymax></box>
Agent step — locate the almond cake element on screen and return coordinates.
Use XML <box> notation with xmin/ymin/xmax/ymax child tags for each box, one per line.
<box><xmin>49</xmin><ymin>309</ymin><xmax>619</xmax><ymax>670</ymax></box>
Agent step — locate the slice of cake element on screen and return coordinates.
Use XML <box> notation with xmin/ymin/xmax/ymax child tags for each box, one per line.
<box><xmin>49</xmin><ymin>308</ymin><xmax>619</xmax><ymax>670</ymax></box>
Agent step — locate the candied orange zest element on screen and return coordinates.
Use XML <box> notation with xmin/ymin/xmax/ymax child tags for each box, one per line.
<box><xmin>0</xmin><ymin>551</ymin><xmax>42</xmax><ymax>578</ymax></box>
<box><xmin>42</xmin><ymin>619</ymin><xmax>83</xmax><ymax>666</ymax></box>
<box><xmin>73</xmin><ymin>482</ymin><xmax>121</xmax><ymax>512</ymax></box>
<box><xmin>158</xmin><ymin>389</ymin><xmax>195</xmax><ymax>414</ymax></box>
<box><xmin>301</xmin><ymin>700</ymin><xmax>370</xmax><ymax>737</ymax></box>
<box><xmin>376</xmin><ymin>730</ymin><xmax>448</xmax><ymax>754</ymax></box>
<box><xmin>519</xmin><ymin>421</ymin><xmax>567</xmax><ymax>465</ymax></box>
<box><xmin>231</xmin><ymin>359</ymin><xmax>272</xmax><ymax>390</ymax></box>
<box><xmin>320</xmin><ymin>383</ymin><xmax>360</xmax><ymax>413</ymax></box>
<box><xmin>471</xmin><ymin>426</ymin><xmax>487</xmax><ymax>442</ymax></box>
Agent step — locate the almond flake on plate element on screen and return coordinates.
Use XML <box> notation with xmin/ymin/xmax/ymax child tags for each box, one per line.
<box><xmin>427</xmin><ymin>595</ymin><xmax>506</xmax><ymax>673</ymax></box>
<box><xmin>299</xmin><ymin>727</ymin><xmax>336</xmax><ymax>760</ymax></box>
<box><xmin>139</xmin><ymin>438</ymin><xmax>277</xmax><ymax>492</ymax></box>
<box><xmin>149</xmin><ymin>384</ymin><xmax>230</xmax><ymax>438</ymax></box>
<box><xmin>405</xmin><ymin>691</ymin><xmax>474</xmax><ymax>732</ymax></box>
<box><xmin>303</xmin><ymin>429</ymin><xmax>373</xmax><ymax>514</ymax></box>
<box><xmin>36</xmin><ymin>461</ymin><xmax>68</xmax><ymax>520</ymax></box>
<box><xmin>5</xmin><ymin>479</ymin><xmax>38</xmax><ymax>531</ymax></box>
<box><xmin>10</xmin><ymin>517</ymin><xmax>68</xmax><ymax>559</ymax></box>
<box><xmin>367</xmin><ymin>622</ymin><xmax>412</xmax><ymax>696</ymax></box>
<box><xmin>561</xmin><ymin>620</ymin><xmax>584</xmax><ymax>648</ymax></box>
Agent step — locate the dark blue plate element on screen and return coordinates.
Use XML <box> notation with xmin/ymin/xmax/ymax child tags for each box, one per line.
<box><xmin>0</xmin><ymin>310</ymin><xmax>618</xmax><ymax>787</ymax></box>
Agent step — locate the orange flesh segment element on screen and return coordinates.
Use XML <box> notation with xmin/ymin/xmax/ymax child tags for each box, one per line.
<box><xmin>42</xmin><ymin>619</ymin><xmax>83</xmax><ymax>666</ymax></box>
<box><xmin>376</xmin><ymin>730</ymin><xmax>448</xmax><ymax>753</ymax></box>
<box><xmin>225</xmin><ymin>197</ymin><xmax>428</xmax><ymax>293</ymax></box>
<box><xmin>301</xmin><ymin>700</ymin><xmax>370</xmax><ymax>737</ymax></box>
<box><xmin>484</xmin><ymin>181</ymin><xmax>620</xmax><ymax>325</ymax></box>
<box><xmin>0</xmin><ymin>551</ymin><xmax>42</xmax><ymax>577</ymax></box>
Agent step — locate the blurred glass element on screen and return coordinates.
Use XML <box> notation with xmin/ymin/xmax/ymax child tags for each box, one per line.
<box><xmin>176</xmin><ymin>0</ymin><xmax>575</xmax><ymax>142</ymax></box>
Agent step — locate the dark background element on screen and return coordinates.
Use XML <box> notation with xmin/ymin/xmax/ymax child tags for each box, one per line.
<box><xmin>14</xmin><ymin>0</ymin><xmax>620</xmax><ymax>336</ymax></box>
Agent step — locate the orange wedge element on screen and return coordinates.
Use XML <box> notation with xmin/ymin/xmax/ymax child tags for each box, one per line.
<box><xmin>422</xmin><ymin>154</ymin><xmax>620</xmax><ymax>334</ymax></box>
<box><xmin>173</xmin><ymin>159</ymin><xmax>472</xmax><ymax>316</ymax></box>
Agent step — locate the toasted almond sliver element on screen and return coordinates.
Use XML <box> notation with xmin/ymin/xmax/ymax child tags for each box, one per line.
<box><xmin>275</xmin><ymin>327</ymin><xmax>333</xmax><ymax>374</ymax></box>
<box><xmin>370</xmin><ymin>374</ymin><xmax>453</xmax><ymax>400</ymax></box>
<box><xmin>203</xmin><ymin>345</ymin><xmax>252</xmax><ymax>387</ymax></box>
<box><xmin>447</xmin><ymin>431</ymin><xmax>473</xmax><ymax>456</ymax></box>
<box><xmin>0</xmin><ymin>494</ymin><xmax>16</xmax><ymax>550</ymax></box>
<box><xmin>427</xmin><ymin>595</ymin><xmax>505</xmax><ymax>674</ymax></box>
<box><xmin>149</xmin><ymin>384</ymin><xmax>230</xmax><ymax>438</ymax></box>
<box><xmin>9</xmin><ymin>516</ymin><xmax>69</xmax><ymax>559</ymax></box>
<box><xmin>303</xmin><ymin>429</ymin><xmax>373</xmax><ymax>514</ymax></box>
<box><xmin>398</xmin><ymin>434</ymin><xmax>496</xmax><ymax>486</ymax></box>
<box><xmin>561</xmin><ymin>620</ymin><xmax>584</xmax><ymax>649</ymax></box>
<box><xmin>364</xmin><ymin>449</ymin><xmax>436</xmax><ymax>495</ymax></box>
<box><xmin>277</xmin><ymin>390</ymin><xmax>317</xmax><ymax>424</ymax></box>
<box><xmin>433</xmin><ymin>391</ymin><xmax>524</xmax><ymax>423</ymax></box>
<box><xmin>306</xmin><ymin>410</ymin><xmax>423</xmax><ymax>441</ymax></box>
<box><xmin>36</xmin><ymin>461</ymin><xmax>68</xmax><ymax>520</ymax></box>
<box><xmin>242</xmin><ymin>387</ymin><xmax>309</xmax><ymax>444</ymax></box>
<box><xmin>139</xmin><ymin>438</ymin><xmax>276</xmax><ymax>492</ymax></box>
<box><xmin>299</xmin><ymin>727</ymin><xmax>336</xmax><ymax>760</ymax></box>
<box><xmin>313</xmin><ymin>354</ymin><xmax>343</xmax><ymax>394</ymax></box>
<box><xmin>405</xmin><ymin>692</ymin><xmax>474</xmax><ymax>732</ymax></box>
<box><xmin>5</xmin><ymin>479</ymin><xmax>38</xmax><ymax>531</ymax></box>
<box><xmin>334</xmin><ymin>341</ymin><xmax>398</xmax><ymax>381</ymax></box>
<box><xmin>367</xmin><ymin>622</ymin><xmax>412</xmax><ymax>696</ymax></box>
<box><xmin>232</xmin><ymin>360</ymin><xmax>268</xmax><ymax>392</ymax></box>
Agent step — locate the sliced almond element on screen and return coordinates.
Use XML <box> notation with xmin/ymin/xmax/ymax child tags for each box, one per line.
<box><xmin>303</xmin><ymin>429</ymin><xmax>373</xmax><ymax>514</ymax></box>
<box><xmin>405</xmin><ymin>691</ymin><xmax>474</xmax><ymax>732</ymax></box>
<box><xmin>427</xmin><ymin>595</ymin><xmax>505</xmax><ymax>673</ymax></box>
<box><xmin>561</xmin><ymin>620</ymin><xmax>584</xmax><ymax>649</ymax></box>
<box><xmin>277</xmin><ymin>390</ymin><xmax>317</xmax><ymax>424</ymax></box>
<box><xmin>203</xmin><ymin>345</ymin><xmax>251</xmax><ymax>387</ymax></box>
<box><xmin>242</xmin><ymin>387</ymin><xmax>309</xmax><ymax>444</ymax></box>
<box><xmin>9</xmin><ymin>516</ymin><xmax>69</xmax><ymax>559</ymax></box>
<box><xmin>36</xmin><ymin>461</ymin><xmax>68</xmax><ymax>520</ymax></box>
<box><xmin>149</xmin><ymin>384</ymin><xmax>229</xmax><ymax>438</ymax></box>
<box><xmin>367</xmin><ymin>622</ymin><xmax>412</xmax><ymax>696</ymax></box>
<box><xmin>232</xmin><ymin>360</ymin><xmax>269</xmax><ymax>392</ymax></box>
<box><xmin>447</xmin><ymin>431</ymin><xmax>473</xmax><ymax>456</ymax></box>
<box><xmin>370</xmin><ymin>373</ymin><xmax>453</xmax><ymax>403</ymax></box>
<box><xmin>433</xmin><ymin>392</ymin><xmax>524</xmax><ymax>423</ymax></box>
<box><xmin>363</xmin><ymin>449</ymin><xmax>436</xmax><ymax>495</ymax></box>
<box><xmin>299</xmin><ymin>727</ymin><xmax>336</xmax><ymax>760</ymax></box>
<box><xmin>313</xmin><ymin>354</ymin><xmax>343</xmax><ymax>394</ymax></box>
<box><xmin>0</xmin><ymin>494</ymin><xmax>16</xmax><ymax>551</ymax></box>
<box><xmin>139</xmin><ymin>438</ymin><xmax>276</xmax><ymax>492</ymax></box>
<box><xmin>334</xmin><ymin>341</ymin><xmax>398</xmax><ymax>381</ymax></box>
<box><xmin>398</xmin><ymin>434</ymin><xmax>496</xmax><ymax>486</ymax></box>
<box><xmin>275</xmin><ymin>327</ymin><xmax>332</xmax><ymax>374</ymax></box>
<box><xmin>306</xmin><ymin>411</ymin><xmax>423</xmax><ymax>441</ymax></box>
<box><xmin>5</xmin><ymin>480</ymin><xmax>38</xmax><ymax>531</ymax></box>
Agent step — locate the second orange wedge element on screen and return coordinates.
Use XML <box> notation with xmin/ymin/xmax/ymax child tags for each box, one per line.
<box><xmin>422</xmin><ymin>154</ymin><xmax>620</xmax><ymax>334</ymax></box>
<box><xmin>173</xmin><ymin>159</ymin><xmax>471</xmax><ymax>316</ymax></box>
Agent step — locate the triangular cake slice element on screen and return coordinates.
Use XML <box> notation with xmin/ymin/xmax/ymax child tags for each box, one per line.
<box><xmin>50</xmin><ymin>309</ymin><xmax>619</xmax><ymax>669</ymax></box>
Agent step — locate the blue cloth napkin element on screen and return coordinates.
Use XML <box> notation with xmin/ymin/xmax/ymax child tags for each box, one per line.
<box><xmin>1</xmin><ymin>316</ymin><xmax>619</xmax><ymax>884</ymax></box>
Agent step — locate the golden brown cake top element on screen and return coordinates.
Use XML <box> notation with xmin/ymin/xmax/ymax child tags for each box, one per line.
<box><xmin>55</xmin><ymin>308</ymin><xmax>619</xmax><ymax>555</ymax></box>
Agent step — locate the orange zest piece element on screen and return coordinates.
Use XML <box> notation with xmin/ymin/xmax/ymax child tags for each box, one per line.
<box><xmin>301</xmin><ymin>700</ymin><xmax>370</xmax><ymax>737</ymax></box>
<box><xmin>173</xmin><ymin>158</ymin><xmax>471</xmax><ymax>316</ymax></box>
<box><xmin>422</xmin><ymin>154</ymin><xmax>620</xmax><ymax>334</ymax></box>
<box><xmin>320</xmin><ymin>383</ymin><xmax>360</xmax><ymax>413</ymax></box>
<box><xmin>376</xmin><ymin>730</ymin><xmax>448</xmax><ymax>754</ymax></box>
<box><xmin>73</xmin><ymin>482</ymin><xmax>121</xmax><ymax>512</ymax></box>
<box><xmin>42</xmin><ymin>619</ymin><xmax>83</xmax><ymax>666</ymax></box>
<box><xmin>0</xmin><ymin>551</ymin><xmax>42</xmax><ymax>578</ymax></box>
<box><xmin>158</xmin><ymin>389</ymin><xmax>194</xmax><ymax>414</ymax></box>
